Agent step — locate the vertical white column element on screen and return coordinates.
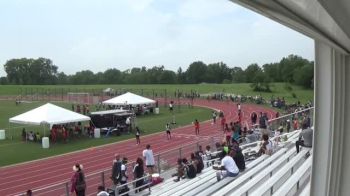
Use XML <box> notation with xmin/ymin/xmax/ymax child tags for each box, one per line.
<box><xmin>311</xmin><ymin>41</ymin><xmax>350</xmax><ymax>196</ymax></box>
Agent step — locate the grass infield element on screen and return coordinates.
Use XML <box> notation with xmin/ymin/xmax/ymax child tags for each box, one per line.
<box><xmin>0</xmin><ymin>101</ymin><xmax>211</xmax><ymax>166</ymax></box>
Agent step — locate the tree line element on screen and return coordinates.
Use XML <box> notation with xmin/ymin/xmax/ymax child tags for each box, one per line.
<box><xmin>1</xmin><ymin>54</ymin><xmax>314</xmax><ymax>89</ymax></box>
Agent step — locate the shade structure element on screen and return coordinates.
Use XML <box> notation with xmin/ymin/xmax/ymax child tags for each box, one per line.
<box><xmin>9</xmin><ymin>103</ymin><xmax>91</xmax><ymax>126</ymax></box>
<box><xmin>102</xmin><ymin>92</ymin><xmax>155</xmax><ymax>105</ymax></box>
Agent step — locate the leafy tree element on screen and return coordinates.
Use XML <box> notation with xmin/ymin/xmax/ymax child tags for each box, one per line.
<box><xmin>4</xmin><ymin>58</ymin><xmax>57</xmax><ymax>84</ymax></box>
<box><xmin>293</xmin><ymin>63</ymin><xmax>314</xmax><ymax>88</ymax></box>
<box><xmin>231</xmin><ymin>67</ymin><xmax>246</xmax><ymax>83</ymax></box>
<box><xmin>176</xmin><ymin>67</ymin><xmax>186</xmax><ymax>84</ymax></box>
<box><xmin>206</xmin><ymin>62</ymin><xmax>231</xmax><ymax>83</ymax></box>
<box><xmin>102</xmin><ymin>68</ymin><xmax>122</xmax><ymax>84</ymax></box>
<box><xmin>250</xmin><ymin>72</ymin><xmax>272</xmax><ymax>92</ymax></box>
<box><xmin>186</xmin><ymin>61</ymin><xmax>207</xmax><ymax>83</ymax></box>
<box><xmin>244</xmin><ymin>63</ymin><xmax>262</xmax><ymax>83</ymax></box>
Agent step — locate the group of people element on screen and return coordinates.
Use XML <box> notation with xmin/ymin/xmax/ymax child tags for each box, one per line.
<box><xmin>172</xmin><ymin>141</ymin><xmax>246</xmax><ymax>183</ymax></box>
<box><xmin>72</xmin><ymin>104</ymin><xmax>90</xmax><ymax>115</ymax></box>
<box><xmin>69</xmin><ymin>144</ymin><xmax>156</xmax><ymax>196</ymax></box>
<box><xmin>21</xmin><ymin>128</ymin><xmax>41</xmax><ymax>142</ymax></box>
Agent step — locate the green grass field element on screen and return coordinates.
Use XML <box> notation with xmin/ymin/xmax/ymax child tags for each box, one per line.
<box><xmin>0</xmin><ymin>83</ymin><xmax>313</xmax><ymax>103</ymax></box>
<box><xmin>0</xmin><ymin>100</ymin><xmax>211</xmax><ymax>166</ymax></box>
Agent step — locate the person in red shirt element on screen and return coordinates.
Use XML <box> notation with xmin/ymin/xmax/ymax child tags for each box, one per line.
<box><xmin>194</xmin><ymin>119</ymin><xmax>200</xmax><ymax>135</ymax></box>
<box><xmin>62</xmin><ymin>126</ymin><xmax>68</xmax><ymax>143</ymax></box>
<box><xmin>51</xmin><ymin>126</ymin><xmax>57</xmax><ymax>143</ymax></box>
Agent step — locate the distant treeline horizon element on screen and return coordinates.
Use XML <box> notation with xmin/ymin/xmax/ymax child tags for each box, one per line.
<box><xmin>1</xmin><ymin>54</ymin><xmax>314</xmax><ymax>89</ymax></box>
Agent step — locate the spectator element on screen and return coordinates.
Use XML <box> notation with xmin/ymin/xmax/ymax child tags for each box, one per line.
<box><xmin>173</xmin><ymin>158</ymin><xmax>185</xmax><ymax>182</ymax></box>
<box><xmin>224</xmin><ymin>124</ymin><xmax>231</xmax><ymax>146</ymax></box>
<box><xmin>111</xmin><ymin>154</ymin><xmax>122</xmax><ymax>185</ymax></box>
<box><xmin>221</xmin><ymin>116</ymin><xmax>226</xmax><ymax>132</ymax></box>
<box><xmin>212</xmin><ymin>111</ymin><xmax>217</xmax><ymax>124</ymax></box>
<box><xmin>97</xmin><ymin>186</ymin><xmax>109</xmax><ymax>196</ymax></box>
<box><xmin>293</xmin><ymin>118</ymin><xmax>299</xmax><ymax>130</ymax></box>
<box><xmin>70</xmin><ymin>163</ymin><xmax>86</xmax><ymax>196</ymax></box>
<box><xmin>135</xmin><ymin>127</ymin><xmax>141</xmax><ymax>145</ymax></box>
<box><xmin>286</xmin><ymin>119</ymin><xmax>291</xmax><ymax>133</ymax></box>
<box><xmin>125</xmin><ymin>117</ymin><xmax>131</xmax><ymax>133</ymax></box>
<box><xmin>259</xmin><ymin>134</ymin><xmax>273</xmax><ymax>155</ymax></box>
<box><xmin>143</xmin><ymin>144</ymin><xmax>155</xmax><ymax>175</ymax></box>
<box><xmin>296</xmin><ymin>123</ymin><xmax>313</xmax><ymax>153</ymax></box>
<box><xmin>214</xmin><ymin>150</ymin><xmax>239</xmax><ymax>181</ymax></box>
<box><xmin>133</xmin><ymin>157</ymin><xmax>144</xmax><ymax>193</ymax></box>
<box><xmin>251</xmin><ymin>112</ymin><xmax>257</xmax><ymax>125</ymax></box>
<box><xmin>184</xmin><ymin>158</ymin><xmax>197</xmax><ymax>179</ymax></box>
<box><xmin>231</xmin><ymin>146</ymin><xmax>245</xmax><ymax>172</ymax></box>
<box><xmin>119</xmin><ymin>157</ymin><xmax>129</xmax><ymax>195</ymax></box>
<box><xmin>26</xmin><ymin>189</ymin><xmax>32</xmax><ymax>196</ymax></box>
<box><xmin>165</xmin><ymin>123</ymin><xmax>171</xmax><ymax>140</ymax></box>
<box><xmin>194</xmin><ymin>119</ymin><xmax>200</xmax><ymax>135</ymax></box>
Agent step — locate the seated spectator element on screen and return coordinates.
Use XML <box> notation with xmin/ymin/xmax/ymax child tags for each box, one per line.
<box><xmin>203</xmin><ymin>145</ymin><xmax>212</xmax><ymax>166</ymax></box>
<box><xmin>184</xmin><ymin>158</ymin><xmax>197</xmax><ymax>179</ymax></box>
<box><xmin>97</xmin><ymin>185</ymin><xmax>109</xmax><ymax>196</ymax></box>
<box><xmin>213</xmin><ymin>150</ymin><xmax>239</xmax><ymax>181</ymax></box>
<box><xmin>191</xmin><ymin>153</ymin><xmax>204</xmax><ymax>173</ymax></box>
<box><xmin>173</xmin><ymin>158</ymin><xmax>185</xmax><ymax>182</ymax></box>
<box><xmin>259</xmin><ymin>134</ymin><xmax>273</xmax><ymax>155</ymax></box>
<box><xmin>296</xmin><ymin>123</ymin><xmax>313</xmax><ymax>153</ymax></box>
<box><xmin>231</xmin><ymin>145</ymin><xmax>245</xmax><ymax>172</ymax></box>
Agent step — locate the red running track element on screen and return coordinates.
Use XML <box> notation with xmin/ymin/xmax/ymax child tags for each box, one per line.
<box><xmin>0</xmin><ymin>99</ymin><xmax>276</xmax><ymax>196</ymax></box>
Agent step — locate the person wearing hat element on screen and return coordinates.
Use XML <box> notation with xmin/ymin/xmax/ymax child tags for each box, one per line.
<box><xmin>70</xmin><ymin>163</ymin><xmax>86</xmax><ymax>196</ymax></box>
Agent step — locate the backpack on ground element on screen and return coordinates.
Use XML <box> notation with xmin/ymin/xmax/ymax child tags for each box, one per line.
<box><xmin>186</xmin><ymin>164</ymin><xmax>197</xmax><ymax>179</ymax></box>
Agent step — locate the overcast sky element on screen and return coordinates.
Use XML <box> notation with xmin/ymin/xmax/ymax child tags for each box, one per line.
<box><xmin>0</xmin><ymin>0</ymin><xmax>314</xmax><ymax>77</ymax></box>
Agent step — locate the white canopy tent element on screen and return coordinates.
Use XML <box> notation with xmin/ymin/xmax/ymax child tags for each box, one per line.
<box><xmin>102</xmin><ymin>92</ymin><xmax>156</xmax><ymax>106</ymax></box>
<box><xmin>9</xmin><ymin>103</ymin><xmax>91</xmax><ymax>126</ymax></box>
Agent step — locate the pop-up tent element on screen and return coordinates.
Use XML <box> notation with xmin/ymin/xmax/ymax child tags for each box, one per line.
<box><xmin>103</xmin><ymin>92</ymin><xmax>155</xmax><ymax>106</ymax></box>
<box><xmin>9</xmin><ymin>103</ymin><xmax>91</xmax><ymax>126</ymax></box>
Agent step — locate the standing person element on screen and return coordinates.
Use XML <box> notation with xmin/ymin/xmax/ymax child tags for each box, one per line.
<box><xmin>194</xmin><ymin>119</ymin><xmax>200</xmax><ymax>135</ymax></box>
<box><xmin>125</xmin><ymin>116</ymin><xmax>131</xmax><ymax>134</ymax></box>
<box><xmin>76</xmin><ymin>104</ymin><xmax>81</xmax><ymax>113</ymax></box>
<box><xmin>212</xmin><ymin>111</ymin><xmax>217</xmax><ymax>125</ymax></box>
<box><xmin>111</xmin><ymin>154</ymin><xmax>122</xmax><ymax>185</ymax></box>
<box><xmin>70</xmin><ymin>163</ymin><xmax>86</xmax><ymax>196</ymax></box>
<box><xmin>72</xmin><ymin>104</ymin><xmax>75</xmax><ymax>111</ymax></box>
<box><xmin>224</xmin><ymin>124</ymin><xmax>231</xmax><ymax>146</ymax></box>
<box><xmin>221</xmin><ymin>116</ymin><xmax>226</xmax><ymax>132</ymax></box>
<box><xmin>133</xmin><ymin>157</ymin><xmax>144</xmax><ymax>193</ymax></box>
<box><xmin>83</xmin><ymin>104</ymin><xmax>86</xmax><ymax>115</ymax></box>
<box><xmin>135</xmin><ymin>127</ymin><xmax>141</xmax><ymax>145</ymax></box>
<box><xmin>166</xmin><ymin>123</ymin><xmax>171</xmax><ymax>140</ymax></box>
<box><xmin>237</xmin><ymin>103</ymin><xmax>241</xmax><ymax>113</ymax></box>
<box><xmin>293</xmin><ymin>118</ymin><xmax>299</xmax><ymax>130</ymax></box>
<box><xmin>119</xmin><ymin>157</ymin><xmax>129</xmax><ymax>195</ymax></box>
<box><xmin>142</xmin><ymin>144</ymin><xmax>155</xmax><ymax>175</ymax></box>
<box><xmin>251</xmin><ymin>112</ymin><xmax>257</xmax><ymax>125</ymax></box>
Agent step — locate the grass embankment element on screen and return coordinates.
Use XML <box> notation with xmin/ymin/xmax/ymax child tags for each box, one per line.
<box><xmin>0</xmin><ymin>83</ymin><xmax>313</xmax><ymax>103</ymax></box>
<box><xmin>0</xmin><ymin>100</ymin><xmax>211</xmax><ymax>166</ymax></box>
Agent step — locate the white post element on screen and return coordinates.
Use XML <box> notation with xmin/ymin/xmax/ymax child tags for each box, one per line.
<box><xmin>311</xmin><ymin>41</ymin><xmax>350</xmax><ymax>196</ymax></box>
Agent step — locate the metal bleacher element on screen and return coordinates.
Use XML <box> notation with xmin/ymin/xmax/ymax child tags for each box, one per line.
<box><xmin>138</xmin><ymin>129</ymin><xmax>313</xmax><ymax>196</ymax></box>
